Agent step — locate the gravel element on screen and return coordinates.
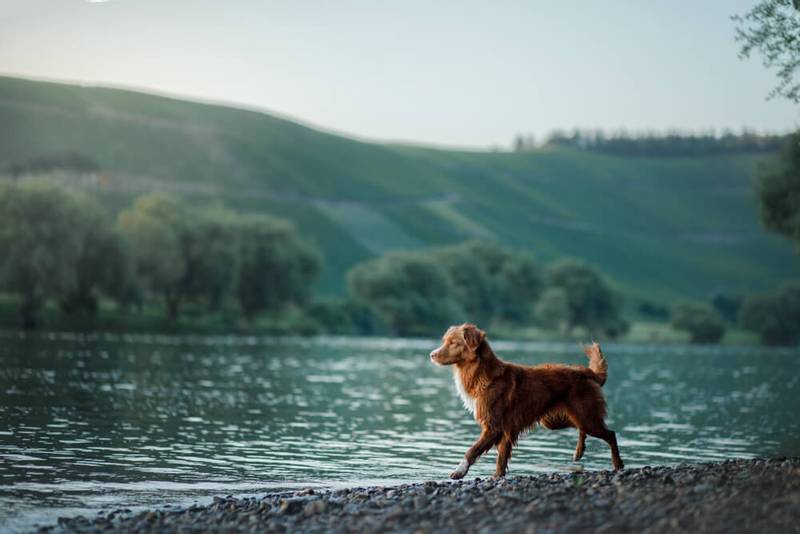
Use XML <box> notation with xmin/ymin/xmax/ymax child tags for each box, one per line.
<box><xmin>39</xmin><ymin>458</ymin><xmax>800</xmax><ymax>533</ymax></box>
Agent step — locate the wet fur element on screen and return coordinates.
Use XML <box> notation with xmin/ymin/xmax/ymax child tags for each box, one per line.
<box><xmin>430</xmin><ymin>324</ymin><xmax>623</xmax><ymax>479</ymax></box>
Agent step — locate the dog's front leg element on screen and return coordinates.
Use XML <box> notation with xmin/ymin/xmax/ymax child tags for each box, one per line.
<box><xmin>451</xmin><ymin>429</ymin><xmax>498</xmax><ymax>480</ymax></box>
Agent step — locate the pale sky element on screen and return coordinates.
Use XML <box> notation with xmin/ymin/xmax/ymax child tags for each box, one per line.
<box><xmin>0</xmin><ymin>0</ymin><xmax>796</xmax><ymax>149</ymax></box>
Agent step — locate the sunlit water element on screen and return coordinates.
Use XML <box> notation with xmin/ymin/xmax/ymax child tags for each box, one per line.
<box><xmin>1</xmin><ymin>332</ymin><xmax>799</xmax><ymax>531</ymax></box>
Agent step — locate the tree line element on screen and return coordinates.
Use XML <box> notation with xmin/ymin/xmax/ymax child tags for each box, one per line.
<box><xmin>656</xmin><ymin>282</ymin><xmax>800</xmax><ymax>346</ymax></box>
<box><xmin>0</xmin><ymin>182</ymin><xmax>320</xmax><ymax>327</ymax></box>
<box><xmin>512</xmin><ymin>129</ymin><xmax>788</xmax><ymax>157</ymax></box>
<box><xmin>345</xmin><ymin>241</ymin><xmax>628</xmax><ymax>338</ymax></box>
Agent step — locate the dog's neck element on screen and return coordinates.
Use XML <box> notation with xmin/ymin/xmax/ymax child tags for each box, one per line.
<box><xmin>454</xmin><ymin>340</ymin><xmax>503</xmax><ymax>394</ymax></box>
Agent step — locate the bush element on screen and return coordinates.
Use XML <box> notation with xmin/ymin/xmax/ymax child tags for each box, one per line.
<box><xmin>739</xmin><ymin>283</ymin><xmax>800</xmax><ymax>346</ymax></box>
<box><xmin>670</xmin><ymin>303</ymin><xmax>725</xmax><ymax>344</ymax></box>
<box><xmin>546</xmin><ymin>260</ymin><xmax>628</xmax><ymax>338</ymax></box>
<box><xmin>348</xmin><ymin>251</ymin><xmax>464</xmax><ymax>336</ymax></box>
<box><xmin>431</xmin><ymin>241</ymin><xmax>542</xmax><ymax>325</ymax></box>
<box><xmin>0</xmin><ymin>183</ymin><xmax>122</xmax><ymax>327</ymax></box>
<box><xmin>235</xmin><ymin>215</ymin><xmax>321</xmax><ymax>318</ymax></box>
<box><xmin>534</xmin><ymin>287</ymin><xmax>570</xmax><ymax>333</ymax></box>
<box><xmin>710</xmin><ymin>292</ymin><xmax>743</xmax><ymax>324</ymax></box>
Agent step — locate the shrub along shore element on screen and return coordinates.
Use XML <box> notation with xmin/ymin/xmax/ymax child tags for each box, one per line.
<box><xmin>0</xmin><ymin>181</ymin><xmax>797</xmax><ymax>346</ymax></box>
<box><xmin>41</xmin><ymin>458</ymin><xmax>800</xmax><ymax>533</ymax></box>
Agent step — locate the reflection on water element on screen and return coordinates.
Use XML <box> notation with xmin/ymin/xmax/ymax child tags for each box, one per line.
<box><xmin>1</xmin><ymin>332</ymin><xmax>798</xmax><ymax>530</ymax></box>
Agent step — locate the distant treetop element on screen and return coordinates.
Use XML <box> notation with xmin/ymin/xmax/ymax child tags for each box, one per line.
<box><xmin>511</xmin><ymin>129</ymin><xmax>789</xmax><ymax>157</ymax></box>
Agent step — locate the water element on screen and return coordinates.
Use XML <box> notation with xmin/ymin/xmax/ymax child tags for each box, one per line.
<box><xmin>1</xmin><ymin>331</ymin><xmax>799</xmax><ymax>531</ymax></box>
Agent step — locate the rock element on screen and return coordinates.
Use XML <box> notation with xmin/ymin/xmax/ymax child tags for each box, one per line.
<box><xmin>278</xmin><ymin>498</ymin><xmax>304</xmax><ymax>515</ymax></box>
<box><xmin>303</xmin><ymin>499</ymin><xmax>327</xmax><ymax>517</ymax></box>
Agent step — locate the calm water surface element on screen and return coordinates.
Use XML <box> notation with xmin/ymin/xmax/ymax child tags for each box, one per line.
<box><xmin>1</xmin><ymin>331</ymin><xmax>799</xmax><ymax>530</ymax></box>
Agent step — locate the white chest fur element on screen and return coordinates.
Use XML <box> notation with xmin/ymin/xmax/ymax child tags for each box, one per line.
<box><xmin>453</xmin><ymin>367</ymin><xmax>476</xmax><ymax>415</ymax></box>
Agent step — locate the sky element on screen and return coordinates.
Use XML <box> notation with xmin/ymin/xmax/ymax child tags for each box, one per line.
<box><xmin>0</xmin><ymin>0</ymin><xmax>796</xmax><ymax>149</ymax></box>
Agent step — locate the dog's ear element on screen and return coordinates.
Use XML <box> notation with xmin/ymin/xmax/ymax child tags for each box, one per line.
<box><xmin>462</xmin><ymin>324</ymin><xmax>485</xmax><ymax>352</ymax></box>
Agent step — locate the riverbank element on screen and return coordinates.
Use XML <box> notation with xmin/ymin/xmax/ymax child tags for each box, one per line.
<box><xmin>42</xmin><ymin>458</ymin><xmax>800</xmax><ymax>533</ymax></box>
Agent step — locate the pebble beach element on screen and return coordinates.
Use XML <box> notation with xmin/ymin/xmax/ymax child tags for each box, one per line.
<box><xmin>40</xmin><ymin>457</ymin><xmax>800</xmax><ymax>533</ymax></box>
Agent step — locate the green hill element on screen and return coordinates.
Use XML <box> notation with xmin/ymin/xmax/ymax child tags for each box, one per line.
<box><xmin>1</xmin><ymin>75</ymin><xmax>797</xmax><ymax>304</ymax></box>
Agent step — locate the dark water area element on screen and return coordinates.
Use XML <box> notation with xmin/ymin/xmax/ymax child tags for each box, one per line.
<box><xmin>1</xmin><ymin>332</ymin><xmax>798</xmax><ymax>531</ymax></box>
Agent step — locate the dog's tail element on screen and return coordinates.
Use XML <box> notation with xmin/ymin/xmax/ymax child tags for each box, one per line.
<box><xmin>584</xmin><ymin>342</ymin><xmax>607</xmax><ymax>386</ymax></box>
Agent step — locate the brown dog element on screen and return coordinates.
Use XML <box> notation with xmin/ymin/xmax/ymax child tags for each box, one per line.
<box><xmin>430</xmin><ymin>323</ymin><xmax>623</xmax><ymax>478</ymax></box>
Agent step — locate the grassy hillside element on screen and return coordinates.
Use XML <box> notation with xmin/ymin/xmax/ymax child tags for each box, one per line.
<box><xmin>1</xmin><ymin>75</ymin><xmax>797</xmax><ymax>303</ymax></box>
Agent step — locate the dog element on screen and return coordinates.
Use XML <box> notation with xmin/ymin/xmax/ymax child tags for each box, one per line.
<box><xmin>429</xmin><ymin>323</ymin><xmax>623</xmax><ymax>479</ymax></box>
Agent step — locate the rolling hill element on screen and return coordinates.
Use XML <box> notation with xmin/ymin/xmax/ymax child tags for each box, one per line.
<box><xmin>1</xmin><ymin>75</ymin><xmax>797</xmax><ymax>305</ymax></box>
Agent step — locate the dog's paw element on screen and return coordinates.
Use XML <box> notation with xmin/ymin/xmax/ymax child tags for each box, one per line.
<box><xmin>450</xmin><ymin>469</ymin><xmax>466</xmax><ymax>480</ymax></box>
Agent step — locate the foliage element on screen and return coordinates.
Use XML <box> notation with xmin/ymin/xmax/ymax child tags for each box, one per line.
<box><xmin>235</xmin><ymin>215</ymin><xmax>321</xmax><ymax>318</ymax></box>
<box><xmin>0</xmin><ymin>183</ymin><xmax>86</xmax><ymax>326</ymax></box>
<box><xmin>710</xmin><ymin>292</ymin><xmax>743</xmax><ymax>324</ymax></box>
<box><xmin>348</xmin><ymin>251</ymin><xmax>464</xmax><ymax>336</ymax></box>
<box><xmin>670</xmin><ymin>303</ymin><xmax>726</xmax><ymax>344</ymax></box>
<box><xmin>61</xmin><ymin>198</ymin><xmax>133</xmax><ymax>316</ymax></box>
<box><xmin>733</xmin><ymin>0</ymin><xmax>800</xmax><ymax>103</ymax></box>
<box><xmin>181</xmin><ymin>208</ymin><xmax>240</xmax><ymax>311</ymax></box>
<box><xmin>431</xmin><ymin>241</ymin><xmax>542</xmax><ymax>325</ymax></box>
<box><xmin>546</xmin><ymin>260</ymin><xmax>627</xmax><ymax>338</ymax></box>
<box><xmin>534</xmin><ymin>287</ymin><xmax>570</xmax><ymax>333</ymax></box>
<box><xmin>543</xmin><ymin>128</ymin><xmax>787</xmax><ymax>156</ymax></box>
<box><xmin>117</xmin><ymin>194</ymin><xmax>188</xmax><ymax>319</ymax></box>
<box><xmin>739</xmin><ymin>282</ymin><xmax>800</xmax><ymax>346</ymax></box>
<box><xmin>637</xmin><ymin>300</ymin><xmax>670</xmax><ymax>320</ymax></box>
<box><xmin>755</xmin><ymin>133</ymin><xmax>800</xmax><ymax>249</ymax></box>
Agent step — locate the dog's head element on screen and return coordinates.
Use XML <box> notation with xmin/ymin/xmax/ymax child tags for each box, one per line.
<box><xmin>429</xmin><ymin>323</ymin><xmax>486</xmax><ymax>366</ymax></box>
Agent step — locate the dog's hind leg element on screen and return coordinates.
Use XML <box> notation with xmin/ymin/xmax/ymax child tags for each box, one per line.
<box><xmin>573</xmin><ymin>417</ymin><xmax>623</xmax><ymax>470</ymax></box>
<box><xmin>451</xmin><ymin>429</ymin><xmax>499</xmax><ymax>480</ymax></box>
<box><xmin>573</xmin><ymin>430</ymin><xmax>586</xmax><ymax>462</ymax></box>
<box><xmin>493</xmin><ymin>436</ymin><xmax>513</xmax><ymax>478</ymax></box>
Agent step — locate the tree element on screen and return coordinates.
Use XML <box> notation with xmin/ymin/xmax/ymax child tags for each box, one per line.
<box><xmin>534</xmin><ymin>287</ymin><xmax>570</xmax><ymax>333</ymax></box>
<box><xmin>117</xmin><ymin>194</ymin><xmax>187</xmax><ymax>319</ymax></box>
<box><xmin>180</xmin><ymin>208</ymin><xmax>239</xmax><ymax>311</ymax></box>
<box><xmin>734</xmin><ymin>0</ymin><xmax>800</xmax><ymax>103</ymax></box>
<box><xmin>0</xmin><ymin>183</ymin><xmax>85</xmax><ymax>327</ymax></box>
<box><xmin>431</xmin><ymin>241</ymin><xmax>542</xmax><ymax>325</ymax></box>
<box><xmin>431</xmin><ymin>244</ymin><xmax>495</xmax><ymax>325</ymax></box>
<box><xmin>348</xmin><ymin>251</ymin><xmax>464</xmax><ymax>336</ymax></box>
<box><xmin>546</xmin><ymin>260</ymin><xmax>627</xmax><ymax>337</ymax></box>
<box><xmin>235</xmin><ymin>215</ymin><xmax>321</xmax><ymax>318</ymax></box>
<box><xmin>61</xmin><ymin>198</ymin><xmax>133</xmax><ymax>316</ymax></box>
<box><xmin>670</xmin><ymin>303</ymin><xmax>726</xmax><ymax>344</ymax></box>
<box><xmin>740</xmin><ymin>282</ymin><xmax>800</xmax><ymax>345</ymax></box>
<box><xmin>755</xmin><ymin>132</ymin><xmax>800</xmax><ymax>249</ymax></box>
<box><xmin>495</xmin><ymin>252</ymin><xmax>542</xmax><ymax>322</ymax></box>
<box><xmin>710</xmin><ymin>292</ymin><xmax>743</xmax><ymax>324</ymax></box>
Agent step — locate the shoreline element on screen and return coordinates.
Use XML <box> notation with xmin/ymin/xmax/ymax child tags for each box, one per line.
<box><xmin>40</xmin><ymin>458</ymin><xmax>800</xmax><ymax>533</ymax></box>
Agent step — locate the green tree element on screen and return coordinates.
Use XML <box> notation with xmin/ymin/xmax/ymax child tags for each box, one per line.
<box><xmin>495</xmin><ymin>252</ymin><xmax>542</xmax><ymax>322</ymax></box>
<box><xmin>755</xmin><ymin>133</ymin><xmax>800</xmax><ymax>249</ymax></box>
<box><xmin>118</xmin><ymin>194</ymin><xmax>187</xmax><ymax>319</ymax></box>
<box><xmin>670</xmin><ymin>303</ymin><xmax>726</xmax><ymax>344</ymax></box>
<box><xmin>0</xmin><ymin>183</ymin><xmax>85</xmax><ymax>327</ymax></box>
<box><xmin>61</xmin><ymin>199</ymin><xmax>133</xmax><ymax>316</ymax></box>
<box><xmin>534</xmin><ymin>287</ymin><xmax>570</xmax><ymax>333</ymax></box>
<box><xmin>710</xmin><ymin>292</ymin><xmax>743</xmax><ymax>324</ymax></box>
<box><xmin>181</xmin><ymin>208</ymin><xmax>240</xmax><ymax>311</ymax></box>
<box><xmin>546</xmin><ymin>260</ymin><xmax>627</xmax><ymax>337</ymax></box>
<box><xmin>348</xmin><ymin>251</ymin><xmax>464</xmax><ymax>336</ymax></box>
<box><xmin>431</xmin><ymin>243</ymin><xmax>496</xmax><ymax>324</ymax></box>
<box><xmin>430</xmin><ymin>241</ymin><xmax>542</xmax><ymax>325</ymax></box>
<box><xmin>734</xmin><ymin>0</ymin><xmax>800</xmax><ymax>103</ymax></box>
<box><xmin>236</xmin><ymin>215</ymin><xmax>321</xmax><ymax>318</ymax></box>
<box><xmin>740</xmin><ymin>282</ymin><xmax>800</xmax><ymax>345</ymax></box>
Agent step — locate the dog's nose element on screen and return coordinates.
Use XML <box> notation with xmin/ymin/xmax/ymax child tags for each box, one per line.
<box><xmin>429</xmin><ymin>350</ymin><xmax>437</xmax><ymax>360</ymax></box>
